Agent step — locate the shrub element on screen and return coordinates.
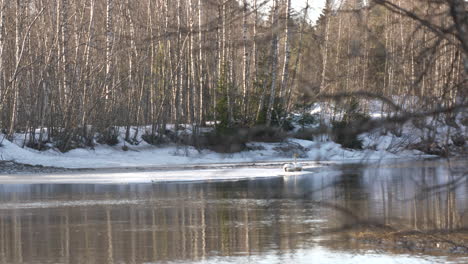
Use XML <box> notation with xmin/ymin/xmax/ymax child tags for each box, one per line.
<box><xmin>461</xmin><ymin>116</ymin><xmax>468</xmax><ymax>127</ymax></box>
<box><xmin>271</xmin><ymin>107</ymin><xmax>294</xmax><ymax>131</ymax></box>
<box><xmin>26</xmin><ymin>141</ymin><xmax>51</xmax><ymax>151</ymax></box>
<box><xmin>451</xmin><ymin>133</ymin><xmax>465</xmax><ymax>147</ymax></box>
<box><xmin>248</xmin><ymin>126</ymin><xmax>287</xmax><ymax>142</ymax></box>
<box><xmin>96</xmin><ymin>128</ymin><xmax>119</xmax><ymax>146</ymax></box>
<box><xmin>142</xmin><ymin>133</ymin><xmax>167</xmax><ymax>145</ymax></box>
<box><xmin>197</xmin><ymin>125</ymin><xmax>287</xmax><ymax>153</ymax></box>
<box><xmin>331</xmin><ymin>120</ymin><xmax>364</xmax><ymax>149</ymax></box>
<box><xmin>215</xmin><ymin>96</ymin><xmax>230</xmax><ymax>131</ymax></box>
<box><xmin>280</xmin><ymin>118</ymin><xmax>295</xmax><ymax>131</ymax></box>
<box><xmin>331</xmin><ymin>98</ymin><xmax>370</xmax><ymax>150</ymax></box>
<box><xmin>294</xmin><ymin>128</ymin><xmax>315</xmax><ymax>141</ymax></box>
<box><xmin>297</xmin><ymin>113</ymin><xmax>317</xmax><ymax>127</ymax></box>
<box><xmin>409</xmin><ymin>141</ymin><xmax>449</xmax><ymax>157</ymax></box>
<box><xmin>255</xmin><ymin>100</ymin><xmax>293</xmax><ymax>131</ymax></box>
<box><xmin>294</xmin><ymin>124</ymin><xmax>329</xmax><ymax>141</ymax></box>
<box><xmin>273</xmin><ymin>142</ymin><xmax>309</xmax><ymax>158</ymax></box>
<box><xmin>246</xmin><ymin>144</ymin><xmax>266</xmax><ymax>151</ymax></box>
<box><xmin>203</xmin><ymin>128</ymin><xmax>249</xmax><ymax>153</ymax></box>
<box><xmin>48</xmin><ymin>128</ymin><xmax>87</xmax><ymax>152</ymax></box>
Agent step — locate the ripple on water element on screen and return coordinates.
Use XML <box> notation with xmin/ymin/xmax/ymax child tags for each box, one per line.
<box><xmin>0</xmin><ymin>199</ymin><xmax>147</xmax><ymax>209</ymax></box>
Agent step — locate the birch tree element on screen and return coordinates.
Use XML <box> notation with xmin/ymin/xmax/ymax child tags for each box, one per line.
<box><xmin>279</xmin><ymin>0</ymin><xmax>292</xmax><ymax>104</ymax></box>
<box><xmin>241</xmin><ymin>0</ymin><xmax>249</xmax><ymax>116</ymax></box>
<box><xmin>266</xmin><ymin>0</ymin><xmax>279</xmax><ymax>127</ymax></box>
<box><xmin>105</xmin><ymin>0</ymin><xmax>113</xmax><ymax>105</ymax></box>
<box><xmin>0</xmin><ymin>0</ymin><xmax>6</xmax><ymax>127</ymax></box>
<box><xmin>8</xmin><ymin>0</ymin><xmax>22</xmax><ymax>138</ymax></box>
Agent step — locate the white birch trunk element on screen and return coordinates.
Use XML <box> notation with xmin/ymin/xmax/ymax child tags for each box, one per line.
<box><xmin>252</xmin><ymin>0</ymin><xmax>258</xmax><ymax>90</ymax></box>
<box><xmin>333</xmin><ymin>15</ymin><xmax>342</xmax><ymax>95</ymax></box>
<box><xmin>279</xmin><ymin>0</ymin><xmax>291</xmax><ymax>102</ymax></box>
<box><xmin>287</xmin><ymin>0</ymin><xmax>309</xmax><ymax>111</ymax></box>
<box><xmin>0</xmin><ymin>0</ymin><xmax>5</xmax><ymax>120</ymax></box>
<box><xmin>198</xmin><ymin>0</ymin><xmax>204</xmax><ymax>124</ymax></box>
<box><xmin>241</xmin><ymin>0</ymin><xmax>249</xmax><ymax>115</ymax></box>
<box><xmin>61</xmin><ymin>0</ymin><xmax>69</xmax><ymax>104</ymax></box>
<box><xmin>82</xmin><ymin>0</ymin><xmax>95</xmax><ymax>128</ymax></box>
<box><xmin>9</xmin><ymin>0</ymin><xmax>21</xmax><ymax>137</ymax></box>
<box><xmin>105</xmin><ymin>0</ymin><xmax>113</xmax><ymax>104</ymax></box>
<box><xmin>266</xmin><ymin>0</ymin><xmax>279</xmax><ymax>126</ymax></box>
<box><xmin>320</xmin><ymin>1</ymin><xmax>331</xmax><ymax>92</ymax></box>
<box><xmin>189</xmin><ymin>0</ymin><xmax>195</xmax><ymax>124</ymax></box>
<box><xmin>174</xmin><ymin>0</ymin><xmax>182</xmax><ymax>125</ymax></box>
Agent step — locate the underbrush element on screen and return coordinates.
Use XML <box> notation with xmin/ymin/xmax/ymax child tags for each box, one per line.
<box><xmin>45</xmin><ymin>128</ymin><xmax>96</xmax><ymax>152</ymax></box>
<box><xmin>273</xmin><ymin>141</ymin><xmax>309</xmax><ymax>158</ymax></box>
<box><xmin>293</xmin><ymin>125</ymin><xmax>328</xmax><ymax>141</ymax></box>
<box><xmin>4</xmin><ymin>98</ymin><xmax>465</xmax><ymax>157</ymax></box>
<box><xmin>330</xmin><ymin>99</ymin><xmax>371</xmax><ymax>150</ymax></box>
<box><xmin>96</xmin><ymin>128</ymin><xmax>120</xmax><ymax>146</ymax></box>
<box><xmin>141</xmin><ymin>133</ymin><xmax>170</xmax><ymax>145</ymax></box>
<box><xmin>195</xmin><ymin>126</ymin><xmax>287</xmax><ymax>153</ymax></box>
<box><xmin>26</xmin><ymin>140</ymin><xmax>52</xmax><ymax>151</ymax></box>
<box><xmin>248</xmin><ymin>126</ymin><xmax>287</xmax><ymax>142</ymax></box>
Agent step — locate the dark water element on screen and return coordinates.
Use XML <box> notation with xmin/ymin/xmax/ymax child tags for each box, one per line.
<box><xmin>0</xmin><ymin>159</ymin><xmax>467</xmax><ymax>264</ymax></box>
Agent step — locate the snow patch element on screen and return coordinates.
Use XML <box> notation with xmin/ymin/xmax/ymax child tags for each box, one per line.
<box><xmin>0</xmin><ymin>134</ymin><xmax>427</xmax><ymax>170</ymax></box>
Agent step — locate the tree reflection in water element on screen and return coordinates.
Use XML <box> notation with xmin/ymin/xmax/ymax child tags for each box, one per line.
<box><xmin>0</xmin><ymin>159</ymin><xmax>466</xmax><ymax>263</ymax></box>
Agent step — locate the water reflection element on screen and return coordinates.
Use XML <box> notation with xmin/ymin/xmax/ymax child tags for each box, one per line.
<box><xmin>0</xmin><ymin>159</ymin><xmax>466</xmax><ymax>263</ymax></box>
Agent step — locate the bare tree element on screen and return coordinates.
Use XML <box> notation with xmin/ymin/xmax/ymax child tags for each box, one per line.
<box><xmin>266</xmin><ymin>0</ymin><xmax>280</xmax><ymax>126</ymax></box>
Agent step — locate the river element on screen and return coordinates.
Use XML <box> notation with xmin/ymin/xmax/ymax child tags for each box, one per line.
<box><xmin>0</xmin><ymin>158</ymin><xmax>467</xmax><ymax>263</ymax></box>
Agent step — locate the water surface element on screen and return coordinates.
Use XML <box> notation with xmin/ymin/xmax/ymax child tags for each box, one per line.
<box><xmin>0</xmin><ymin>159</ymin><xmax>467</xmax><ymax>263</ymax></box>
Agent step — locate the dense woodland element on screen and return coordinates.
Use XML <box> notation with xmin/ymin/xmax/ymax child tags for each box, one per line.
<box><xmin>0</xmin><ymin>0</ymin><xmax>466</xmax><ymax>151</ymax></box>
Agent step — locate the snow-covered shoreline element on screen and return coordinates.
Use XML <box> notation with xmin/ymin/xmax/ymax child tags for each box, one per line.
<box><xmin>1</xmin><ymin>100</ymin><xmax>465</xmax><ymax>173</ymax></box>
<box><xmin>0</xmin><ymin>133</ymin><xmax>431</xmax><ymax>170</ymax></box>
<box><xmin>0</xmin><ymin>131</ymin><xmax>439</xmax><ymax>184</ymax></box>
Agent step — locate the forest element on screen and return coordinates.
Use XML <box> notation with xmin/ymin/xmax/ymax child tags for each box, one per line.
<box><xmin>0</xmin><ymin>0</ymin><xmax>466</xmax><ymax>153</ymax></box>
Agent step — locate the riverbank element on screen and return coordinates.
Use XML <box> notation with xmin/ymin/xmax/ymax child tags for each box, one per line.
<box><xmin>1</xmin><ymin>100</ymin><xmax>466</xmax><ymax>170</ymax></box>
<box><xmin>0</xmin><ymin>132</ymin><xmax>431</xmax><ymax>170</ymax></box>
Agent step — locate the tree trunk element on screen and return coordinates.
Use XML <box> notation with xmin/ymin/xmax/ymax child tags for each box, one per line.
<box><xmin>105</xmin><ymin>0</ymin><xmax>113</xmax><ymax>106</ymax></box>
<box><xmin>0</xmin><ymin>0</ymin><xmax>6</xmax><ymax>128</ymax></box>
<box><xmin>320</xmin><ymin>1</ymin><xmax>332</xmax><ymax>93</ymax></box>
<box><xmin>250</xmin><ymin>0</ymin><xmax>258</xmax><ymax>119</ymax></box>
<box><xmin>241</xmin><ymin>0</ymin><xmax>249</xmax><ymax>116</ymax></box>
<box><xmin>266</xmin><ymin>0</ymin><xmax>279</xmax><ymax>127</ymax></box>
<box><xmin>333</xmin><ymin>15</ymin><xmax>342</xmax><ymax>95</ymax></box>
<box><xmin>8</xmin><ymin>0</ymin><xmax>22</xmax><ymax>138</ymax></box>
<box><xmin>82</xmin><ymin>0</ymin><xmax>95</xmax><ymax>135</ymax></box>
<box><xmin>174</xmin><ymin>0</ymin><xmax>182</xmax><ymax>126</ymax></box>
<box><xmin>189</xmin><ymin>0</ymin><xmax>195</xmax><ymax>125</ymax></box>
<box><xmin>198</xmin><ymin>0</ymin><xmax>204</xmax><ymax>125</ymax></box>
<box><xmin>61</xmin><ymin>0</ymin><xmax>69</xmax><ymax>107</ymax></box>
<box><xmin>279</xmin><ymin>0</ymin><xmax>291</xmax><ymax>102</ymax></box>
<box><xmin>287</xmin><ymin>0</ymin><xmax>309</xmax><ymax>111</ymax></box>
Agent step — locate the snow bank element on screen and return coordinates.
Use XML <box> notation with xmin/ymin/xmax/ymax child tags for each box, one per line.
<box><xmin>3</xmin><ymin>97</ymin><xmax>454</xmax><ymax>170</ymax></box>
<box><xmin>0</xmin><ymin>131</ymin><xmax>427</xmax><ymax>170</ymax></box>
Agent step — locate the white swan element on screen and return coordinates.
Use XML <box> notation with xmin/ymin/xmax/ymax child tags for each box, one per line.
<box><xmin>283</xmin><ymin>153</ymin><xmax>303</xmax><ymax>172</ymax></box>
<box><xmin>283</xmin><ymin>162</ymin><xmax>302</xmax><ymax>172</ymax></box>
